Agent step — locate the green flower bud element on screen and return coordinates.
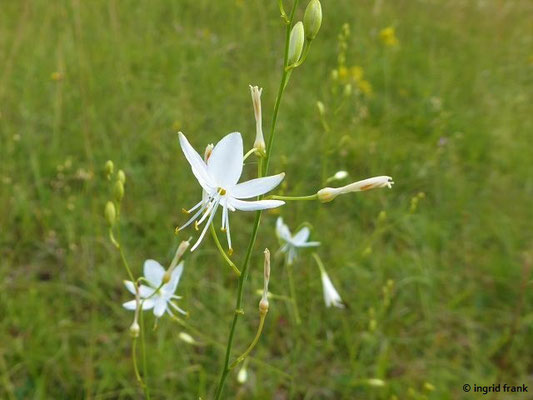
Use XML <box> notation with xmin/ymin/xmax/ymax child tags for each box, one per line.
<box><xmin>287</xmin><ymin>22</ymin><xmax>305</xmax><ymax>66</ymax></box>
<box><xmin>105</xmin><ymin>201</ymin><xmax>116</xmax><ymax>226</ymax></box>
<box><xmin>104</xmin><ymin>160</ymin><xmax>114</xmax><ymax>179</ymax></box>
<box><xmin>303</xmin><ymin>0</ymin><xmax>322</xmax><ymax>41</ymax></box>
<box><xmin>114</xmin><ymin>180</ymin><xmax>124</xmax><ymax>202</ymax></box>
<box><xmin>117</xmin><ymin>169</ymin><xmax>126</xmax><ymax>185</ymax></box>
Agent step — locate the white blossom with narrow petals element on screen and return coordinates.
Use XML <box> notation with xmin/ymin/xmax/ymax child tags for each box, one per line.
<box><xmin>178</xmin><ymin>132</ymin><xmax>285</xmax><ymax>251</ymax></box>
<box><xmin>123</xmin><ymin>260</ymin><xmax>186</xmax><ymax>318</ymax></box>
<box><xmin>276</xmin><ymin>217</ymin><xmax>320</xmax><ymax>265</ymax></box>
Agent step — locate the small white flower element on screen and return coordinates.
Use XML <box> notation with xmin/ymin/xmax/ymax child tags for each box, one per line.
<box><xmin>317</xmin><ymin>176</ymin><xmax>394</xmax><ymax>203</ymax></box>
<box><xmin>326</xmin><ymin>170</ymin><xmax>349</xmax><ymax>183</ymax></box>
<box><xmin>276</xmin><ymin>217</ymin><xmax>320</xmax><ymax>265</ymax></box>
<box><xmin>178</xmin><ymin>132</ymin><xmax>285</xmax><ymax>251</ymax></box>
<box><xmin>319</xmin><ymin>267</ymin><xmax>345</xmax><ymax>309</ymax></box>
<box><xmin>123</xmin><ymin>260</ymin><xmax>186</xmax><ymax>318</ymax></box>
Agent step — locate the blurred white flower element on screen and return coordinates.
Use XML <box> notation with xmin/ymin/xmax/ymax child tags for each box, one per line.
<box><xmin>319</xmin><ymin>267</ymin><xmax>345</xmax><ymax>309</ymax></box>
<box><xmin>326</xmin><ymin>170</ymin><xmax>349</xmax><ymax>183</ymax></box>
<box><xmin>178</xmin><ymin>132</ymin><xmax>285</xmax><ymax>251</ymax></box>
<box><xmin>123</xmin><ymin>260</ymin><xmax>186</xmax><ymax>318</ymax></box>
<box><xmin>237</xmin><ymin>364</ymin><xmax>248</xmax><ymax>384</ymax></box>
<box><xmin>276</xmin><ymin>217</ymin><xmax>320</xmax><ymax>265</ymax></box>
<box><xmin>317</xmin><ymin>176</ymin><xmax>393</xmax><ymax>203</ymax></box>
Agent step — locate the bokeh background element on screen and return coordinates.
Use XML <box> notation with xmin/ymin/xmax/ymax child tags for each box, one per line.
<box><xmin>1</xmin><ymin>0</ymin><xmax>532</xmax><ymax>399</ymax></box>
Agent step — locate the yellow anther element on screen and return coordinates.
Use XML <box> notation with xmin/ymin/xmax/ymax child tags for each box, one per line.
<box><xmin>181</xmin><ymin>208</ymin><xmax>190</xmax><ymax>215</ymax></box>
<box><xmin>218</xmin><ymin>188</ymin><xmax>227</xmax><ymax>195</ymax></box>
<box><xmin>194</xmin><ymin>221</ymin><xmax>199</xmax><ymax>231</ymax></box>
<box><xmin>228</xmin><ymin>248</ymin><xmax>234</xmax><ymax>256</ymax></box>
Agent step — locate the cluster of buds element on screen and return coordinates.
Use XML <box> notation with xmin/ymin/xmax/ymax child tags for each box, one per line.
<box><xmin>103</xmin><ymin>160</ymin><xmax>126</xmax><ymax>227</ymax></box>
<box><xmin>287</xmin><ymin>0</ymin><xmax>323</xmax><ymax>68</ymax></box>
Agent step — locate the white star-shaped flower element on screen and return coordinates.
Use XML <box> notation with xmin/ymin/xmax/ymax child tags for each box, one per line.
<box><xmin>178</xmin><ymin>131</ymin><xmax>286</xmax><ymax>251</ymax></box>
<box><xmin>276</xmin><ymin>217</ymin><xmax>320</xmax><ymax>265</ymax></box>
<box><xmin>123</xmin><ymin>260</ymin><xmax>186</xmax><ymax>318</ymax></box>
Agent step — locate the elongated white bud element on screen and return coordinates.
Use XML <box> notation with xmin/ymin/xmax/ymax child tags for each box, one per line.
<box><xmin>303</xmin><ymin>0</ymin><xmax>322</xmax><ymax>41</ymax></box>
<box><xmin>259</xmin><ymin>249</ymin><xmax>270</xmax><ymax>314</ymax></box>
<box><xmin>163</xmin><ymin>239</ymin><xmax>190</xmax><ymax>283</ymax></box>
<box><xmin>249</xmin><ymin>85</ymin><xmax>265</xmax><ymax>153</ymax></box>
<box><xmin>317</xmin><ymin>176</ymin><xmax>394</xmax><ymax>202</ymax></box>
<box><xmin>287</xmin><ymin>22</ymin><xmax>305</xmax><ymax>66</ymax></box>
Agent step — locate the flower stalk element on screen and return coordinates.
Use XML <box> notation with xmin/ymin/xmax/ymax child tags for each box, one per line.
<box><xmin>214</xmin><ymin>2</ymin><xmax>300</xmax><ymax>398</ymax></box>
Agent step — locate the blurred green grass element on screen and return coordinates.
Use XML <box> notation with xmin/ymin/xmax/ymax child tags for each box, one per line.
<box><xmin>1</xmin><ymin>0</ymin><xmax>532</xmax><ymax>398</ymax></box>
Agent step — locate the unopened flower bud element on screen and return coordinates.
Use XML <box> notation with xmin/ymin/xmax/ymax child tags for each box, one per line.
<box><xmin>287</xmin><ymin>22</ymin><xmax>305</xmax><ymax>66</ymax></box>
<box><xmin>178</xmin><ymin>332</ymin><xmax>196</xmax><ymax>344</ymax></box>
<box><xmin>105</xmin><ymin>201</ymin><xmax>116</xmax><ymax>226</ymax></box>
<box><xmin>316</xmin><ymin>101</ymin><xmax>325</xmax><ymax>117</ymax></box>
<box><xmin>117</xmin><ymin>169</ymin><xmax>126</xmax><ymax>185</ymax></box>
<box><xmin>104</xmin><ymin>160</ymin><xmax>114</xmax><ymax>178</ymax></box>
<box><xmin>366</xmin><ymin>378</ymin><xmax>385</xmax><ymax>387</ymax></box>
<box><xmin>317</xmin><ymin>176</ymin><xmax>394</xmax><ymax>202</ymax></box>
<box><xmin>129</xmin><ymin>321</ymin><xmax>140</xmax><ymax>338</ymax></box>
<box><xmin>237</xmin><ymin>364</ymin><xmax>248</xmax><ymax>384</ymax></box>
<box><xmin>249</xmin><ymin>85</ymin><xmax>265</xmax><ymax>153</ymax></box>
<box><xmin>114</xmin><ymin>180</ymin><xmax>124</xmax><ymax>202</ymax></box>
<box><xmin>259</xmin><ymin>249</ymin><xmax>271</xmax><ymax>315</ymax></box>
<box><xmin>259</xmin><ymin>297</ymin><xmax>269</xmax><ymax>314</ymax></box>
<box><xmin>304</xmin><ymin>0</ymin><xmax>322</xmax><ymax>41</ymax></box>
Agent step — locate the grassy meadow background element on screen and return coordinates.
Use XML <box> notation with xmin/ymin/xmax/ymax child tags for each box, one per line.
<box><xmin>1</xmin><ymin>0</ymin><xmax>532</xmax><ymax>398</ymax></box>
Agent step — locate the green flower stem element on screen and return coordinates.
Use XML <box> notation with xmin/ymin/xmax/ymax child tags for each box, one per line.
<box><xmin>210</xmin><ymin>224</ymin><xmax>241</xmax><ymax>276</ymax></box>
<box><xmin>132</xmin><ymin>338</ymin><xmax>143</xmax><ymax>384</ymax></box>
<box><xmin>214</xmin><ymin>2</ymin><xmax>299</xmax><ymax>398</ymax></box>
<box><xmin>229</xmin><ymin>312</ymin><xmax>268</xmax><ymax>369</ymax></box>
<box><xmin>269</xmin><ymin>193</ymin><xmax>318</xmax><ymax>201</ymax></box>
<box><xmin>242</xmin><ymin>148</ymin><xmax>257</xmax><ymax>162</ymax></box>
<box><xmin>285</xmin><ymin>260</ymin><xmax>301</xmax><ymax>325</ymax></box>
<box><xmin>312</xmin><ymin>252</ymin><xmax>326</xmax><ymax>274</ymax></box>
<box><xmin>140</xmin><ymin>307</ymin><xmax>151</xmax><ymax>400</ymax></box>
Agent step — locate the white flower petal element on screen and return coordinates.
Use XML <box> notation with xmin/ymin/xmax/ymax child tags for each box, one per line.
<box><xmin>230</xmin><ymin>198</ymin><xmax>285</xmax><ymax>212</ymax></box>
<box><xmin>166</xmin><ymin>262</ymin><xmax>184</xmax><ymax>294</ymax></box>
<box><xmin>124</xmin><ymin>281</ymin><xmax>155</xmax><ymax>298</ymax></box>
<box><xmin>143</xmin><ymin>259</ymin><xmax>165</xmax><ymax>287</ymax></box>
<box><xmin>207</xmin><ymin>132</ymin><xmax>243</xmax><ymax>187</ymax></box>
<box><xmin>230</xmin><ymin>173</ymin><xmax>285</xmax><ymax>199</ymax></box>
<box><xmin>276</xmin><ymin>217</ymin><xmax>292</xmax><ymax>242</ymax></box>
<box><xmin>123</xmin><ymin>299</ymin><xmax>155</xmax><ymax>310</ymax></box>
<box><xmin>124</xmin><ymin>280</ymin><xmax>136</xmax><ymax>295</ymax></box>
<box><xmin>178</xmin><ymin>132</ymin><xmax>215</xmax><ymax>191</ymax></box>
<box><xmin>297</xmin><ymin>241</ymin><xmax>321</xmax><ymax>248</ymax></box>
<box><xmin>292</xmin><ymin>227</ymin><xmax>310</xmax><ymax>245</ymax></box>
<box><xmin>153</xmin><ymin>298</ymin><xmax>167</xmax><ymax>317</ymax></box>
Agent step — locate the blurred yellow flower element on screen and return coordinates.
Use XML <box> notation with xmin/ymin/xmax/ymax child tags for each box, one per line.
<box><xmin>50</xmin><ymin>72</ymin><xmax>63</xmax><ymax>81</ymax></box>
<box><xmin>338</xmin><ymin>66</ymin><xmax>349</xmax><ymax>81</ymax></box>
<box><xmin>357</xmin><ymin>79</ymin><xmax>372</xmax><ymax>95</ymax></box>
<box><xmin>379</xmin><ymin>26</ymin><xmax>399</xmax><ymax>47</ymax></box>
<box><xmin>350</xmin><ymin>66</ymin><xmax>363</xmax><ymax>81</ymax></box>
